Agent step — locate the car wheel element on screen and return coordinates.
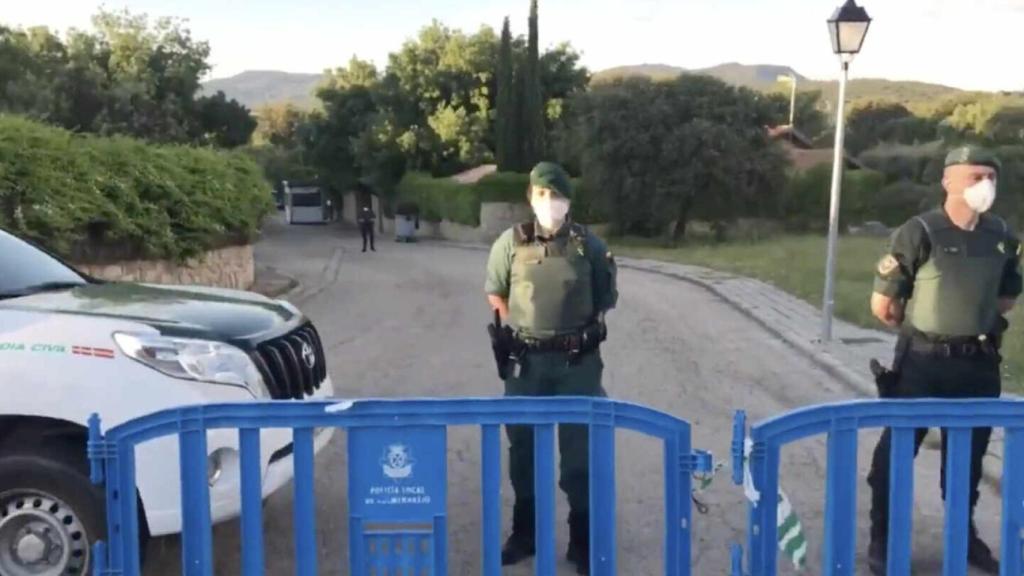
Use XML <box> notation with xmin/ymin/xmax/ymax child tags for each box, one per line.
<box><xmin>0</xmin><ymin>440</ymin><xmax>147</xmax><ymax>576</ymax></box>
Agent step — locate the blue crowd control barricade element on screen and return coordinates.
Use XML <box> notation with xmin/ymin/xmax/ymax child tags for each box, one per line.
<box><xmin>87</xmin><ymin>397</ymin><xmax>712</xmax><ymax>576</ymax></box>
<box><xmin>730</xmin><ymin>398</ymin><xmax>1024</xmax><ymax>576</ymax></box>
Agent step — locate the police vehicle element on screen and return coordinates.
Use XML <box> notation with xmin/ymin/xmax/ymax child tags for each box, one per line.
<box><xmin>0</xmin><ymin>228</ymin><xmax>335</xmax><ymax>575</ymax></box>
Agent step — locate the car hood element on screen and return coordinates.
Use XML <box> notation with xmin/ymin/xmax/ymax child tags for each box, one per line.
<box><xmin>0</xmin><ymin>282</ymin><xmax>301</xmax><ymax>344</ymax></box>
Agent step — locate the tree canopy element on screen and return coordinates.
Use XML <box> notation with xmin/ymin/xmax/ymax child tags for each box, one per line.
<box><xmin>0</xmin><ymin>9</ymin><xmax>256</xmax><ymax>147</ymax></box>
<box><xmin>560</xmin><ymin>75</ymin><xmax>790</xmax><ymax>239</ymax></box>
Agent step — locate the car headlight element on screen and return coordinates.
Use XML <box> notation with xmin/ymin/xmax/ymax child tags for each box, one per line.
<box><xmin>113</xmin><ymin>332</ymin><xmax>269</xmax><ymax>399</ymax></box>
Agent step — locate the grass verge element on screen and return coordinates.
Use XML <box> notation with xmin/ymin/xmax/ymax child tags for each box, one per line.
<box><xmin>611</xmin><ymin>234</ymin><xmax>1024</xmax><ymax>392</ymax></box>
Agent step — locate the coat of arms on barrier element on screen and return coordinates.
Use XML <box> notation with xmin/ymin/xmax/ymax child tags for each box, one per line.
<box><xmin>381</xmin><ymin>444</ymin><xmax>415</xmax><ymax>480</ymax></box>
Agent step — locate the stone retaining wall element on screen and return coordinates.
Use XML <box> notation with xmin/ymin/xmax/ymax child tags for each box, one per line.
<box><xmin>379</xmin><ymin>202</ymin><xmax>534</xmax><ymax>244</ymax></box>
<box><xmin>73</xmin><ymin>244</ymin><xmax>255</xmax><ymax>290</ymax></box>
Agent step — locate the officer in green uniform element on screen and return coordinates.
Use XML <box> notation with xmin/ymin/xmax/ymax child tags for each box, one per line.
<box><xmin>866</xmin><ymin>146</ymin><xmax>1021</xmax><ymax>575</ymax></box>
<box><xmin>484</xmin><ymin>161</ymin><xmax>618</xmax><ymax>575</ymax></box>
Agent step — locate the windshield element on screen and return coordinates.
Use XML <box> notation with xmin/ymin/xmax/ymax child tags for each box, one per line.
<box><xmin>0</xmin><ymin>229</ymin><xmax>86</xmax><ymax>296</ymax></box>
<box><xmin>290</xmin><ymin>191</ymin><xmax>323</xmax><ymax>207</ymax></box>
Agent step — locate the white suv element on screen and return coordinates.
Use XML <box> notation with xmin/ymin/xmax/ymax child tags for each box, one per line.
<box><xmin>0</xmin><ymin>228</ymin><xmax>335</xmax><ymax>576</ymax></box>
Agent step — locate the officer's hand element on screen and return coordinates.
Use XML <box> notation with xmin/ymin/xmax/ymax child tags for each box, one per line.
<box><xmin>871</xmin><ymin>292</ymin><xmax>903</xmax><ymax>327</ymax></box>
<box><xmin>887</xmin><ymin>300</ymin><xmax>905</xmax><ymax>325</ymax></box>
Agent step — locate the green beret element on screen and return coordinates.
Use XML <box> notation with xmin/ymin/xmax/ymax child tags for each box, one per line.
<box><xmin>529</xmin><ymin>161</ymin><xmax>573</xmax><ymax>199</ymax></box>
<box><xmin>945</xmin><ymin>145</ymin><xmax>1002</xmax><ymax>173</ymax></box>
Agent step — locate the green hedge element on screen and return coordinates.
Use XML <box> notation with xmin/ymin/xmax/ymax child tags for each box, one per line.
<box><xmin>0</xmin><ymin>115</ymin><xmax>274</xmax><ymax>260</ymax></box>
<box><xmin>858</xmin><ymin>142</ymin><xmax>1024</xmax><ymax>228</ymax></box>
<box><xmin>476</xmin><ymin>172</ymin><xmax>529</xmax><ymax>203</ymax></box>
<box><xmin>397</xmin><ymin>170</ymin><xmax>608</xmax><ymax>227</ymax></box>
<box><xmin>859</xmin><ymin>142</ymin><xmax>947</xmax><ymax>185</ymax></box>
<box><xmin>781</xmin><ymin>165</ymin><xmax>918</xmax><ymax>230</ymax></box>
<box><xmin>396</xmin><ymin>172</ymin><xmax>479</xmax><ymax>226</ymax></box>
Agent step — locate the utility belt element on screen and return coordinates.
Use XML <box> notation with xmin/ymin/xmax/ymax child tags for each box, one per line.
<box><xmin>871</xmin><ymin>319</ymin><xmax>1008</xmax><ymax>398</ymax></box>
<box><xmin>487</xmin><ymin>315</ymin><xmax>608</xmax><ymax>380</ymax></box>
<box><xmin>514</xmin><ymin>322</ymin><xmax>607</xmax><ymax>361</ymax></box>
<box><xmin>906</xmin><ymin>332</ymin><xmax>999</xmax><ymax>359</ymax></box>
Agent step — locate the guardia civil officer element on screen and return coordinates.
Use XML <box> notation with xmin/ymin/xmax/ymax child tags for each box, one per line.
<box><xmin>358</xmin><ymin>205</ymin><xmax>376</xmax><ymax>252</ymax></box>
<box><xmin>866</xmin><ymin>146</ymin><xmax>1021</xmax><ymax>574</ymax></box>
<box><xmin>484</xmin><ymin>161</ymin><xmax>618</xmax><ymax>574</ymax></box>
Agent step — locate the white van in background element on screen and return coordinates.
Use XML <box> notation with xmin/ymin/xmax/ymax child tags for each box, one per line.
<box><xmin>283</xmin><ymin>180</ymin><xmax>328</xmax><ymax>224</ymax></box>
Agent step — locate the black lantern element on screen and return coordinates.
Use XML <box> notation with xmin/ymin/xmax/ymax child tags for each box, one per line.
<box><xmin>827</xmin><ymin>0</ymin><xmax>871</xmax><ymax>55</ymax></box>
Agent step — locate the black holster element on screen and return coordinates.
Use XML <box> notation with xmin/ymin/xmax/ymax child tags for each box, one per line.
<box><xmin>487</xmin><ymin>310</ymin><xmax>516</xmax><ymax>380</ymax></box>
<box><xmin>870</xmin><ymin>333</ymin><xmax>910</xmax><ymax>399</ymax></box>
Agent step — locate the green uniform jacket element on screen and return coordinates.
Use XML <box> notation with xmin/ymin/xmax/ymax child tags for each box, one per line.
<box><xmin>874</xmin><ymin>207</ymin><xmax>1023</xmax><ymax>337</ymax></box>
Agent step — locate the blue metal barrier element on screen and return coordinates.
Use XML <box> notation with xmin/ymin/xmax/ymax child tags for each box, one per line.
<box><xmin>731</xmin><ymin>398</ymin><xmax>1024</xmax><ymax>576</ymax></box>
<box><xmin>87</xmin><ymin>397</ymin><xmax>711</xmax><ymax>576</ymax></box>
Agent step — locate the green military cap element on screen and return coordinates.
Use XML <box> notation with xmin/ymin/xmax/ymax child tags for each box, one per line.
<box><xmin>945</xmin><ymin>145</ymin><xmax>1002</xmax><ymax>173</ymax></box>
<box><xmin>529</xmin><ymin>161</ymin><xmax>573</xmax><ymax>199</ymax></box>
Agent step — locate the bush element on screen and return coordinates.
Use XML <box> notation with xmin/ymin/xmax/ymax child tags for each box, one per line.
<box><xmin>240</xmin><ymin>145</ymin><xmax>318</xmax><ymax>195</ymax></box>
<box><xmin>569</xmin><ymin>178</ymin><xmax>608</xmax><ymax>225</ymax></box>
<box><xmin>857</xmin><ymin>142</ymin><xmax>1024</xmax><ymax>228</ymax></box>
<box><xmin>397</xmin><ymin>170</ymin><xmax>612</xmax><ymax>228</ymax></box>
<box><xmin>859</xmin><ymin>141</ymin><xmax>946</xmax><ymax>184</ymax></box>
<box><xmin>396</xmin><ymin>172</ymin><xmax>479</xmax><ymax>226</ymax></box>
<box><xmin>782</xmin><ymin>165</ymin><xmax>898</xmax><ymax>230</ymax></box>
<box><xmin>841</xmin><ymin>169</ymin><xmax>889</xmax><ymax>224</ymax></box>
<box><xmin>475</xmin><ymin>172</ymin><xmax>529</xmax><ymax>203</ymax></box>
<box><xmin>992</xmin><ymin>145</ymin><xmax>1024</xmax><ymax>228</ymax></box>
<box><xmin>781</xmin><ymin>164</ymin><xmax>832</xmax><ymax>231</ymax></box>
<box><xmin>0</xmin><ymin>115</ymin><xmax>274</xmax><ymax>260</ymax></box>
<box><xmin>874</xmin><ymin>180</ymin><xmax>941</xmax><ymax>225</ymax></box>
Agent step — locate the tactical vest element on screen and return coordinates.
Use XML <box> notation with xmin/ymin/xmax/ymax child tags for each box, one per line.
<box><xmin>906</xmin><ymin>210</ymin><xmax>1010</xmax><ymax>337</ymax></box>
<box><xmin>508</xmin><ymin>222</ymin><xmax>594</xmax><ymax>338</ymax></box>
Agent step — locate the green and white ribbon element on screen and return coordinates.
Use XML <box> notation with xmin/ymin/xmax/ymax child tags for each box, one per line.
<box><xmin>777</xmin><ymin>487</ymin><xmax>807</xmax><ymax>569</ymax></box>
<box><xmin>743</xmin><ymin>439</ymin><xmax>807</xmax><ymax>571</ymax></box>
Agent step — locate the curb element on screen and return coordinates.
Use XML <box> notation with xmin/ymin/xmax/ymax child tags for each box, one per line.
<box><xmin>252</xmin><ymin>266</ymin><xmax>302</xmax><ymax>300</ymax></box>
<box><xmin>276</xmin><ymin>277</ymin><xmax>303</xmax><ymax>300</ymax></box>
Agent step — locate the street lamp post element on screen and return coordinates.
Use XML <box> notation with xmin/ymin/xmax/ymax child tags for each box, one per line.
<box><xmin>820</xmin><ymin>0</ymin><xmax>871</xmax><ymax>342</ymax></box>
<box><xmin>777</xmin><ymin>73</ymin><xmax>798</xmax><ymax>128</ymax></box>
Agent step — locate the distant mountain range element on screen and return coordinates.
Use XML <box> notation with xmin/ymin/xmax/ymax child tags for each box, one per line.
<box><xmin>201</xmin><ymin>63</ymin><xmax>981</xmax><ymax>111</ymax></box>
<box><xmin>200</xmin><ymin>70</ymin><xmax>323</xmax><ymax>109</ymax></box>
<box><xmin>591</xmin><ymin>63</ymin><xmax>974</xmax><ymax>105</ymax></box>
<box><xmin>593</xmin><ymin>62</ymin><xmax>808</xmax><ymax>90</ymax></box>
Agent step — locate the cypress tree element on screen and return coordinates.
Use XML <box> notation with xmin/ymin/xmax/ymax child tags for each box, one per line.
<box><xmin>522</xmin><ymin>0</ymin><xmax>545</xmax><ymax>167</ymax></box>
<box><xmin>496</xmin><ymin>17</ymin><xmax>516</xmax><ymax>172</ymax></box>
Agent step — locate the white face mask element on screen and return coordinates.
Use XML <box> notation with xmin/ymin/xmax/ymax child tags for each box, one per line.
<box><xmin>531</xmin><ymin>197</ymin><xmax>570</xmax><ymax>230</ymax></box>
<box><xmin>963</xmin><ymin>179</ymin><xmax>997</xmax><ymax>213</ymax></box>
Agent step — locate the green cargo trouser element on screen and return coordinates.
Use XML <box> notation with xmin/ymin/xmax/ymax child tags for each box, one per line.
<box><xmin>504</xmin><ymin>349</ymin><xmax>606</xmax><ymax>513</ymax></box>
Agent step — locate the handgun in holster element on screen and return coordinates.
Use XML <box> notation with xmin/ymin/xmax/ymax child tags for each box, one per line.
<box><xmin>991</xmin><ymin>314</ymin><xmax>1010</xmax><ymax>352</ymax></box>
<box><xmin>870</xmin><ymin>332</ymin><xmax>910</xmax><ymax>399</ymax></box>
<box><xmin>487</xmin><ymin>310</ymin><xmax>516</xmax><ymax>380</ymax></box>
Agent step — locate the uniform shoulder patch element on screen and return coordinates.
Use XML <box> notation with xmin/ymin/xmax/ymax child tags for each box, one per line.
<box><xmin>877</xmin><ymin>254</ymin><xmax>900</xmax><ymax>276</ymax></box>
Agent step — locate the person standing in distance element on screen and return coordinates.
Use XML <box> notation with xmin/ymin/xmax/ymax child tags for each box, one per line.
<box><xmin>358</xmin><ymin>205</ymin><xmax>376</xmax><ymax>252</ymax></box>
<box><xmin>866</xmin><ymin>146</ymin><xmax>1021</xmax><ymax>575</ymax></box>
<box><xmin>484</xmin><ymin>161</ymin><xmax>618</xmax><ymax>575</ymax></box>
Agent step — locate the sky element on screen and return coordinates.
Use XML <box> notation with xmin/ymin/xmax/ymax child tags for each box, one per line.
<box><xmin>3</xmin><ymin>0</ymin><xmax>1021</xmax><ymax>92</ymax></box>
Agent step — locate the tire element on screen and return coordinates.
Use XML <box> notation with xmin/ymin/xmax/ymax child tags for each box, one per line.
<box><xmin>0</xmin><ymin>439</ymin><xmax>148</xmax><ymax>576</ymax></box>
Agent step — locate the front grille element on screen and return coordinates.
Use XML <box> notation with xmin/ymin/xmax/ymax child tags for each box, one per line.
<box><xmin>251</xmin><ymin>323</ymin><xmax>327</xmax><ymax>399</ymax></box>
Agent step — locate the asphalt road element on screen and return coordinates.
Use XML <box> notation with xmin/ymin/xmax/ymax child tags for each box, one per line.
<box><xmin>144</xmin><ymin>216</ymin><xmax>1003</xmax><ymax>575</ymax></box>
